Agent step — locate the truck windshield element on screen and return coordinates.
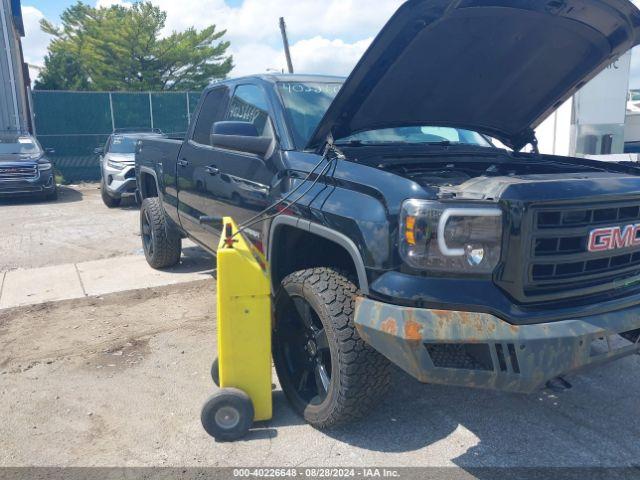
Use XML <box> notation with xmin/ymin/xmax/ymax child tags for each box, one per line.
<box><xmin>0</xmin><ymin>136</ymin><xmax>40</xmax><ymax>155</ymax></box>
<box><xmin>339</xmin><ymin>127</ymin><xmax>492</xmax><ymax>147</ymax></box>
<box><xmin>277</xmin><ymin>82</ymin><xmax>343</xmax><ymax>148</ymax></box>
<box><xmin>278</xmin><ymin>82</ymin><xmax>492</xmax><ymax>149</ymax></box>
<box><xmin>108</xmin><ymin>136</ymin><xmax>138</xmax><ymax>154</ymax></box>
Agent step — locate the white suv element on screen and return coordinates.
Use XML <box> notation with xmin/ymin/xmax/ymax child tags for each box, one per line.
<box><xmin>97</xmin><ymin>130</ymin><xmax>163</xmax><ymax>208</ymax></box>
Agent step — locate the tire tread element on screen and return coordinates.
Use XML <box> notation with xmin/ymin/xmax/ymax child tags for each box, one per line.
<box><xmin>141</xmin><ymin>197</ymin><xmax>181</xmax><ymax>269</ymax></box>
<box><xmin>278</xmin><ymin>267</ymin><xmax>391</xmax><ymax>428</ymax></box>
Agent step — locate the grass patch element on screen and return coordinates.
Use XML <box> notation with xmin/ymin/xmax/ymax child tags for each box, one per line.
<box><xmin>54</xmin><ymin>170</ymin><xmax>68</xmax><ymax>185</ymax></box>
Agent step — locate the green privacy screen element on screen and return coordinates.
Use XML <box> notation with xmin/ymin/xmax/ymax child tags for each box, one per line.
<box><xmin>33</xmin><ymin>90</ymin><xmax>200</xmax><ymax>182</ymax></box>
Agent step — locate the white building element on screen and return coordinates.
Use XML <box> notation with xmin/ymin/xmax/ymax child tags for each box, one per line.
<box><xmin>536</xmin><ymin>51</ymin><xmax>633</xmax><ymax>159</ymax></box>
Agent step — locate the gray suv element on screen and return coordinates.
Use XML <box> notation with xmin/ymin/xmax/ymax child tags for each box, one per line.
<box><xmin>97</xmin><ymin>130</ymin><xmax>163</xmax><ymax>208</ymax></box>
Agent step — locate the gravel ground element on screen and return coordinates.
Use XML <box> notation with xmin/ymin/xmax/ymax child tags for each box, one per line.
<box><xmin>0</xmin><ymin>184</ymin><xmax>142</xmax><ymax>271</ymax></box>
<box><xmin>0</xmin><ymin>281</ymin><xmax>639</xmax><ymax>470</ymax></box>
<box><xmin>1</xmin><ymin>184</ymin><xmax>639</xmax><ymax>472</ymax></box>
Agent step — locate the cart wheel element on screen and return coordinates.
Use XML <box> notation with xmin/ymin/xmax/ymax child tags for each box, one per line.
<box><xmin>201</xmin><ymin>388</ymin><xmax>254</xmax><ymax>441</ymax></box>
<box><xmin>211</xmin><ymin>357</ymin><xmax>220</xmax><ymax>387</ymax></box>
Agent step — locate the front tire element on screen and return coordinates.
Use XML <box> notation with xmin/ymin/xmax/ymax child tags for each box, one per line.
<box><xmin>44</xmin><ymin>184</ymin><xmax>58</xmax><ymax>202</ymax></box>
<box><xmin>101</xmin><ymin>180</ymin><xmax>121</xmax><ymax>208</ymax></box>
<box><xmin>273</xmin><ymin>268</ymin><xmax>391</xmax><ymax>428</ymax></box>
<box><xmin>140</xmin><ymin>197</ymin><xmax>182</xmax><ymax>269</ymax></box>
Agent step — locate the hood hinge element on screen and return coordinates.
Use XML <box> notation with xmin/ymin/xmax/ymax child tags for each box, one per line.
<box><xmin>512</xmin><ymin>129</ymin><xmax>539</xmax><ymax>153</ymax></box>
<box><xmin>322</xmin><ymin>132</ymin><xmax>345</xmax><ymax>160</ymax></box>
<box><xmin>530</xmin><ymin>135</ymin><xmax>540</xmax><ymax>155</ymax></box>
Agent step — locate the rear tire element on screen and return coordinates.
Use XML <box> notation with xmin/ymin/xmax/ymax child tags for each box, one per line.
<box><xmin>140</xmin><ymin>197</ymin><xmax>182</xmax><ymax>269</ymax></box>
<box><xmin>273</xmin><ymin>268</ymin><xmax>391</xmax><ymax>428</ymax></box>
<box><xmin>101</xmin><ymin>180</ymin><xmax>121</xmax><ymax>208</ymax></box>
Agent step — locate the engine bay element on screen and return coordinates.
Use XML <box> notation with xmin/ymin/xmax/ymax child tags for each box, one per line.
<box><xmin>340</xmin><ymin>145</ymin><xmax>638</xmax><ymax>188</ymax></box>
<box><xmin>378</xmin><ymin>156</ymin><xmax>615</xmax><ymax>187</ymax></box>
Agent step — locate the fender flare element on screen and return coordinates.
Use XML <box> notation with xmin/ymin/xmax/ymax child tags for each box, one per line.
<box><xmin>138</xmin><ymin>166</ymin><xmax>160</xmax><ymax>199</ymax></box>
<box><xmin>268</xmin><ymin>216</ymin><xmax>370</xmax><ymax>295</ymax></box>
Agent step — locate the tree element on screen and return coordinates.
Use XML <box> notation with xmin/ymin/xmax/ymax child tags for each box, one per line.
<box><xmin>35</xmin><ymin>2</ymin><xmax>233</xmax><ymax>91</ymax></box>
<box><xmin>35</xmin><ymin>50</ymin><xmax>91</xmax><ymax>91</ymax></box>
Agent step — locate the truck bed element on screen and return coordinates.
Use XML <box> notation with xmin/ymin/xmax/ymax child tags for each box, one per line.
<box><xmin>137</xmin><ymin>137</ymin><xmax>183</xmax><ymax>171</ymax></box>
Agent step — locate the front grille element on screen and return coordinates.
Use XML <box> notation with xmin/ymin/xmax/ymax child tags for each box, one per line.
<box><xmin>524</xmin><ymin>200</ymin><xmax>640</xmax><ymax>297</ymax></box>
<box><xmin>0</xmin><ymin>165</ymin><xmax>38</xmax><ymax>181</ymax></box>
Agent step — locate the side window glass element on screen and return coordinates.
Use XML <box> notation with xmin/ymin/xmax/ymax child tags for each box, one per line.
<box><xmin>192</xmin><ymin>87</ymin><xmax>229</xmax><ymax>146</ymax></box>
<box><xmin>226</xmin><ymin>85</ymin><xmax>274</xmax><ymax>138</ymax></box>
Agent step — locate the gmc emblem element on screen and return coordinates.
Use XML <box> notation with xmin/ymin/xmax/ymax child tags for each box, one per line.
<box><xmin>588</xmin><ymin>224</ymin><xmax>640</xmax><ymax>252</ymax></box>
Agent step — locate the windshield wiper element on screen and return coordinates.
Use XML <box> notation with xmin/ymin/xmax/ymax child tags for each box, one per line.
<box><xmin>334</xmin><ymin>140</ymin><xmax>492</xmax><ymax>148</ymax></box>
<box><xmin>334</xmin><ymin>140</ymin><xmax>364</xmax><ymax>147</ymax></box>
<box><xmin>335</xmin><ymin>140</ymin><xmax>422</xmax><ymax>147</ymax></box>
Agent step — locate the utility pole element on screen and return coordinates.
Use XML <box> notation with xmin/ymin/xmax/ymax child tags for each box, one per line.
<box><xmin>279</xmin><ymin>17</ymin><xmax>294</xmax><ymax>74</ymax></box>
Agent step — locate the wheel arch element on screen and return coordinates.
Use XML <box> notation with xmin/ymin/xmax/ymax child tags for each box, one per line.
<box><xmin>138</xmin><ymin>166</ymin><xmax>159</xmax><ymax>199</ymax></box>
<box><xmin>268</xmin><ymin>216</ymin><xmax>369</xmax><ymax>295</ymax></box>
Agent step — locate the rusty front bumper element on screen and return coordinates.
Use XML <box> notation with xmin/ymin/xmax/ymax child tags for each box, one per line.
<box><xmin>354</xmin><ymin>297</ymin><xmax>640</xmax><ymax>393</ymax></box>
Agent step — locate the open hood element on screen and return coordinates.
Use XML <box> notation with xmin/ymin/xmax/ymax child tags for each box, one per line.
<box><xmin>307</xmin><ymin>0</ymin><xmax>640</xmax><ymax>151</ymax></box>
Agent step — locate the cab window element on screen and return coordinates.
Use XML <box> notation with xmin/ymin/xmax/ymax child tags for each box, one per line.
<box><xmin>192</xmin><ymin>86</ymin><xmax>230</xmax><ymax>146</ymax></box>
<box><xmin>226</xmin><ymin>85</ymin><xmax>274</xmax><ymax>138</ymax></box>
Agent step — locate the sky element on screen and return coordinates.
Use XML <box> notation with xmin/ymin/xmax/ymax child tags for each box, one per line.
<box><xmin>18</xmin><ymin>0</ymin><xmax>640</xmax><ymax>89</ymax></box>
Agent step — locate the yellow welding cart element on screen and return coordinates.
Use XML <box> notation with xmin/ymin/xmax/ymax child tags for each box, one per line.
<box><xmin>200</xmin><ymin>217</ymin><xmax>272</xmax><ymax>441</ymax></box>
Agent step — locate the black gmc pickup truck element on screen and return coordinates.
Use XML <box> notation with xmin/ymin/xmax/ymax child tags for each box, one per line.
<box><xmin>137</xmin><ymin>0</ymin><xmax>640</xmax><ymax>429</ymax></box>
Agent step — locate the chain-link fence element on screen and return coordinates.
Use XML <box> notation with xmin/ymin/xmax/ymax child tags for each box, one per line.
<box><xmin>33</xmin><ymin>90</ymin><xmax>201</xmax><ymax>182</ymax></box>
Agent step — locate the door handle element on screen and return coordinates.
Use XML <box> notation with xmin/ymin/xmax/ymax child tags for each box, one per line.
<box><xmin>199</xmin><ymin>215</ymin><xmax>223</xmax><ymax>229</ymax></box>
<box><xmin>177</xmin><ymin>159</ymin><xmax>189</xmax><ymax>167</ymax></box>
<box><xmin>205</xmin><ymin>165</ymin><xmax>220</xmax><ymax>176</ymax></box>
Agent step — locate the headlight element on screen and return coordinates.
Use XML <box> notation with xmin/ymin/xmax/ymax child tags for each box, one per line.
<box><xmin>107</xmin><ymin>159</ymin><xmax>125</xmax><ymax>170</ymax></box>
<box><xmin>399</xmin><ymin>199</ymin><xmax>503</xmax><ymax>274</ymax></box>
<box><xmin>38</xmin><ymin>162</ymin><xmax>52</xmax><ymax>171</ymax></box>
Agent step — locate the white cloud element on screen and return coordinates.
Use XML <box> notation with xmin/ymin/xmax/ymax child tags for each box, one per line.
<box><xmin>23</xmin><ymin>0</ymin><xmax>640</xmax><ymax>88</ymax></box>
<box><xmin>95</xmin><ymin>0</ymin><xmax>131</xmax><ymax>8</ymax></box>
<box><xmin>230</xmin><ymin>36</ymin><xmax>372</xmax><ymax>77</ymax></box>
<box><xmin>142</xmin><ymin>0</ymin><xmax>402</xmax><ymax>77</ymax></box>
<box><xmin>230</xmin><ymin>43</ymin><xmax>281</xmax><ymax>77</ymax></box>
<box><xmin>287</xmin><ymin>37</ymin><xmax>372</xmax><ymax>76</ymax></box>
<box><xmin>148</xmin><ymin>0</ymin><xmax>401</xmax><ymax>42</ymax></box>
<box><xmin>20</xmin><ymin>6</ymin><xmax>53</xmax><ymax>84</ymax></box>
<box><xmin>22</xmin><ymin>0</ymin><xmax>401</xmax><ymax>81</ymax></box>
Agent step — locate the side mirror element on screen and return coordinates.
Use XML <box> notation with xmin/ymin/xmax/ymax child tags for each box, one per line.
<box><xmin>210</xmin><ymin>121</ymin><xmax>273</xmax><ymax>157</ymax></box>
<box><xmin>94</xmin><ymin>147</ymin><xmax>104</xmax><ymax>155</ymax></box>
<box><xmin>212</xmin><ymin>121</ymin><xmax>259</xmax><ymax>137</ymax></box>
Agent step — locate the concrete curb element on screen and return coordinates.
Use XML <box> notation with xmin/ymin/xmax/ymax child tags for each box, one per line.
<box><xmin>0</xmin><ymin>254</ymin><xmax>214</xmax><ymax>310</ymax></box>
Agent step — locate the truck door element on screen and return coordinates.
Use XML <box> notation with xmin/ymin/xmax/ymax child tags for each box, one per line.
<box><xmin>176</xmin><ymin>85</ymin><xmax>230</xmax><ymax>249</ymax></box>
<box><xmin>201</xmin><ymin>83</ymin><xmax>277</xmax><ymax>249</ymax></box>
